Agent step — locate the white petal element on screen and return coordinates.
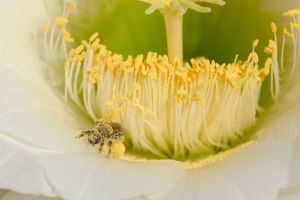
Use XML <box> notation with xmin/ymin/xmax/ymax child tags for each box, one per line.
<box><xmin>2</xmin><ymin>191</ymin><xmax>61</xmax><ymax>200</ymax></box>
<box><xmin>160</xmin><ymin>139</ymin><xmax>292</xmax><ymax>200</ymax></box>
<box><xmin>0</xmin><ymin>132</ymin><xmax>184</xmax><ymax>200</ymax></box>
<box><xmin>0</xmin><ymin>61</ymin><xmax>90</xmax><ymax>152</ymax></box>
<box><xmin>0</xmin><ymin>1</ymin><xmax>299</xmax><ymax>200</ymax></box>
<box><xmin>38</xmin><ymin>153</ymin><xmax>184</xmax><ymax>200</ymax></box>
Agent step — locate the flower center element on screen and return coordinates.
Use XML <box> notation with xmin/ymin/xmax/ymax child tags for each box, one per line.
<box><xmin>63</xmin><ymin>37</ymin><xmax>271</xmax><ymax>160</ymax></box>
<box><xmin>42</xmin><ymin>3</ymin><xmax>299</xmax><ymax>162</ymax></box>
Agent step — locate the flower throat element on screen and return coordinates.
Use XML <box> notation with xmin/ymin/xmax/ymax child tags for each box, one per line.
<box><xmin>43</xmin><ymin>3</ymin><xmax>299</xmax><ymax>161</ymax></box>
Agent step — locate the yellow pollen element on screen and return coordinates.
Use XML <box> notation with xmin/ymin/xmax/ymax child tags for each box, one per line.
<box><xmin>110</xmin><ymin>141</ymin><xmax>126</xmax><ymax>158</ymax></box>
<box><xmin>82</xmin><ymin>40</ymin><xmax>90</xmax><ymax>49</ymax></box>
<box><xmin>75</xmin><ymin>45</ymin><xmax>84</xmax><ymax>54</ymax></box>
<box><xmin>271</xmin><ymin>22</ymin><xmax>277</xmax><ymax>33</ymax></box>
<box><xmin>90</xmin><ymin>32</ymin><xmax>99</xmax><ymax>42</ymax></box>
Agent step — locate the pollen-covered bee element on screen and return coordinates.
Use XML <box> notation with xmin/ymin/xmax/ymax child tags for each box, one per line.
<box><xmin>76</xmin><ymin>121</ymin><xmax>127</xmax><ymax>158</ymax></box>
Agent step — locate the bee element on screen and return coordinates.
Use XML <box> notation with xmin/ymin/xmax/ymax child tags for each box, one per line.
<box><xmin>76</xmin><ymin>121</ymin><xmax>127</xmax><ymax>158</ymax></box>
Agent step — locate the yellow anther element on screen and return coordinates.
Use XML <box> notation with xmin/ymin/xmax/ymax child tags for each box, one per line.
<box><xmin>259</xmin><ymin>58</ymin><xmax>272</xmax><ymax>79</ymax></box>
<box><xmin>61</xmin><ymin>29</ymin><xmax>71</xmax><ymax>38</ymax></box>
<box><xmin>55</xmin><ymin>17</ymin><xmax>69</xmax><ymax>25</ymax></box>
<box><xmin>101</xmin><ymin>107</ymin><xmax>122</xmax><ymax>122</ymax></box>
<box><xmin>291</xmin><ymin>22</ymin><xmax>300</xmax><ymax>30</ymax></box>
<box><xmin>252</xmin><ymin>39</ymin><xmax>259</xmax><ymax>48</ymax></box>
<box><xmin>283</xmin><ymin>28</ymin><xmax>294</xmax><ymax>40</ymax></box>
<box><xmin>90</xmin><ymin>32</ymin><xmax>99</xmax><ymax>42</ymax></box>
<box><xmin>44</xmin><ymin>22</ymin><xmax>49</xmax><ymax>33</ymax></box>
<box><xmin>64</xmin><ymin>37</ymin><xmax>74</xmax><ymax>43</ymax></box>
<box><xmin>88</xmin><ymin>65</ymin><xmax>101</xmax><ymax>73</ymax></box>
<box><xmin>264</xmin><ymin>40</ymin><xmax>276</xmax><ymax>54</ymax></box>
<box><xmin>68</xmin><ymin>4</ymin><xmax>77</xmax><ymax>12</ymax></box>
<box><xmin>88</xmin><ymin>71</ymin><xmax>100</xmax><ymax>84</ymax></box>
<box><xmin>271</xmin><ymin>22</ymin><xmax>277</xmax><ymax>33</ymax></box>
<box><xmin>82</xmin><ymin>40</ymin><xmax>89</xmax><ymax>49</ymax></box>
<box><xmin>264</xmin><ymin>47</ymin><xmax>273</xmax><ymax>54</ymax></box>
<box><xmin>91</xmin><ymin>38</ymin><xmax>101</xmax><ymax>49</ymax></box>
<box><xmin>75</xmin><ymin>45</ymin><xmax>84</xmax><ymax>54</ymax></box>
<box><xmin>283</xmin><ymin>9</ymin><xmax>300</xmax><ymax>17</ymax></box>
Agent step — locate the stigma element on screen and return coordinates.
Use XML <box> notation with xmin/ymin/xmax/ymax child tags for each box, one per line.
<box><xmin>138</xmin><ymin>0</ymin><xmax>225</xmax><ymax>15</ymax></box>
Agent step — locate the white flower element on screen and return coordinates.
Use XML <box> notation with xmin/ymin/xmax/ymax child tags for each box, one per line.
<box><xmin>0</xmin><ymin>0</ymin><xmax>299</xmax><ymax>200</ymax></box>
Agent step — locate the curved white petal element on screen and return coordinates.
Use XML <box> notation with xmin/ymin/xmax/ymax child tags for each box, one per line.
<box><xmin>2</xmin><ymin>191</ymin><xmax>60</xmax><ymax>200</ymax></box>
<box><xmin>0</xmin><ymin>0</ymin><xmax>299</xmax><ymax>200</ymax></box>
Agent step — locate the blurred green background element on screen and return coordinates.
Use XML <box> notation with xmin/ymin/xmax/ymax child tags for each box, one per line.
<box><xmin>68</xmin><ymin>0</ymin><xmax>296</xmax><ymax>106</ymax></box>
<box><xmin>69</xmin><ymin>0</ymin><xmax>293</xmax><ymax>62</ymax></box>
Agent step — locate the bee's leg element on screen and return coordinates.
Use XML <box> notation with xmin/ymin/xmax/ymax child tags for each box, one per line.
<box><xmin>107</xmin><ymin>140</ymin><xmax>113</xmax><ymax>156</ymax></box>
<box><xmin>98</xmin><ymin>141</ymin><xmax>105</xmax><ymax>153</ymax></box>
<box><xmin>75</xmin><ymin>131</ymin><xmax>88</xmax><ymax>139</ymax></box>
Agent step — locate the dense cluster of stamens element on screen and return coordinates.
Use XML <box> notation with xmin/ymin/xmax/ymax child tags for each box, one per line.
<box><xmin>44</xmin><ymin>5</ymin><xmax>300</xmax><ymax>160</ymax></box>
<box><xmin>63</xmin><ymin>35</ymin><xmax>274</xmax><ymax>159</ymax></box>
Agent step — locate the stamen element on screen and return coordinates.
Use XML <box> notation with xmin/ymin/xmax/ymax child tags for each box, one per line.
<box><xmin>55</xmin><ymin>17</ymin><xmax>69</xmax><ymax>26</ymax></box>
<box><xmin>63</xmin><ymin>33</ymin><xmax>274</xmax><ymax>159</ymax></box>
